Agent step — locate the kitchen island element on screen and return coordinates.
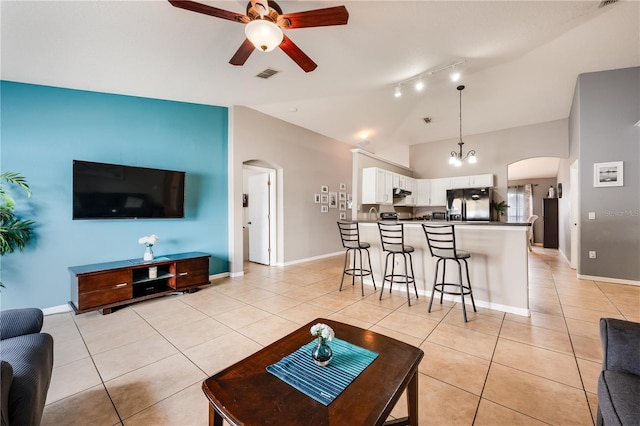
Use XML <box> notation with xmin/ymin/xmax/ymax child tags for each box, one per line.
<box><xmin>356</xmin><ymin>221</ymin><xmax>531</xmax><ymax>316</ymax></box>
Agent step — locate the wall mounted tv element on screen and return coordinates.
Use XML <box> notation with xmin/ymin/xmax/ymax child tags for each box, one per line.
<box><xmin>73</xmin><ymin>160</ymin><xmax>185</xmax><ymax>219</ymax></box>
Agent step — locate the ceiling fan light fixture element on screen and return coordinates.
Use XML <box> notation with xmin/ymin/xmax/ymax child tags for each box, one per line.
<box><xmin>245</xmin><ymin>19</ymin><xmax>283</xmax><ymax>52</ymax></box>
<box><xmin>415</xmin><ymin>77</ymin><xmax>424</xmax><ymax>92</ymax></box>
<box><xmin>394</xmin><ymin>85</ymin><xmax>402</xmax><ymax>98</ymax></box>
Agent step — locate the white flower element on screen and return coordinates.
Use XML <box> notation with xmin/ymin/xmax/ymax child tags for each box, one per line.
<box><xmin>310</xmin><ymin>323</ymin><xmax>335</xmax><ymax>341</ymax></box>
<box><xmin>138</xmin><ymin>234</ymin><xmax>159</xmax><ymax>247</ymax></box>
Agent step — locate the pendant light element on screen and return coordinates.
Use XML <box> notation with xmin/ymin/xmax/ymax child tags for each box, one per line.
<box><xmin>449</xmin><ymin>85</ymin><xmax>477</xmax><ymax>166</ymax></box>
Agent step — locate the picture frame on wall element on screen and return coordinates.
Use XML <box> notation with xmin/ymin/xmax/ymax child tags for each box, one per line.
<box><xmin>321</xmin><ymin>205</ymin><xmax>328</xmax><ymax>213</ymax></box>
<box><xmin>594</xmin><ymin>161</ymin><xmax>623</xmax><ymax>187</ymax></box>
<box><xmin>339</xmin><ymin>212</ymin><xmax>346</xmax><ymax>220</ymax></box>
<box><xmin>321</xmin><ymin>185</ymin><xmax>329</xmax><ymax>193</ymax></box>
<box><xmin>329</xmin><ymin>192</ymin><xmax>338</xmax><ymax>208</ymax></box>
<box><xmin>339</xmin><ymin>201</ymin><xmax>346</xmax><ymax>211</ymax></box>
<box><xmin>339</xmin><ymin>183</ymin><xmax>347</xmax><ymax>191</ymax></box>
<box><xmin>339</xmin><ymin>192</ymin><xmax>346</xmax><ymax>201</ymax></box>
<box><xmin>320</xmin><ymin>194</ymin><xmax>328</xmax><ymax>204</ymax></box>
<box><xmin>314</xmin><ymin>194</ymin><xmax>321</xmax><ymax>203</ymax></box>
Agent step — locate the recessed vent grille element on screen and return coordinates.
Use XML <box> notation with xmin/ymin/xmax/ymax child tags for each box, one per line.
<box><xmin>256</xmin><ymin>68</ymin><xmax>280</xmax><ymax>79</ymax></box>
<box><xmin>599</xmin><ymin>0</ymin><xmax>619</xmax><ymax>7</ymax></box>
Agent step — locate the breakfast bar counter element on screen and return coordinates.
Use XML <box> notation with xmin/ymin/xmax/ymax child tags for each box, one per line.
<box><xmin>355</xmin><ymin>221</ymin><xmax>531</xmax><ymax>316</ymax></box>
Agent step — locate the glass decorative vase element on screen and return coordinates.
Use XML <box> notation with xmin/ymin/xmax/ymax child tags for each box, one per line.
<box><xmin>143</xmin><ymin>246</ymin><xmax>154</xmax><ymax>261</ymax></box>
<box><xmin>312</xmin><ymin>337</ymin><xmax>332</xmax><ymax>366</ymax></box>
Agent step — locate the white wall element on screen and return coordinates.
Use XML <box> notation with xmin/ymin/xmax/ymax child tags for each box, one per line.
<box><xmin>229</xmin><ymin>106</ymin><xmax>353</xmax><ymax>275</ymax></box>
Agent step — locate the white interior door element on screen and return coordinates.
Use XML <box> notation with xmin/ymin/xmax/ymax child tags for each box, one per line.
<box><xmin>570</xmin><ymin>160</ymin><xmax>579</xmax><ymax>270</ymax></box>
<box><xmin>248</xmin><ymin>173</ymin><xmax>270</xmax><ymax>265</ymax></box>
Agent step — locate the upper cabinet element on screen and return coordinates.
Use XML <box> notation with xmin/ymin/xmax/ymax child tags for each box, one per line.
<box><xmin>362</xmin><ymin>167</ymin><xmax>492</xmax><ymax>207</ymax></box>
<box><xmin>362</xmin><ymin>167</ymin><xmax>393</xmax><ymax>205</ymax></box>
<box><xmin>394</xmin><ymin>177</ymin><xmax>416</xmax><ymax>206</ymax></box>
<box><xmin>429</xmin><ymin>178</ymin><xmax>451</xmax><ymax>206</ymax></box>
<box><xmin>416</xmin><ymin>179</ymin><xmax>431</xmax><ymax>206</ymax></box>
<box><xmin>450</xmin><ymin>174</ymin><xmax>494</xmax><ymax>189</ymax></box>
<box><xmin>414</xmin><ymin>178</ymin><xmax>450</xmax><ymax>206</ymax></box>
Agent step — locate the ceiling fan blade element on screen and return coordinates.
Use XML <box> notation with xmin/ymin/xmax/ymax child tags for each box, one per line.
<box><xmin>279</xmin><ymin>34</ymin><xmax>317</xmax><ymax>73</ymax></box>
<box><xmin>229</xmin><ymin>39</ymin><xmax>255</xmax><ymax>66</ymax></box>
<box><xmin>168</xmin><ymin>0</ymin><xmax>248</xmax><ymax>23</ymax></box>
<box><xmin>279</xmin><ymin>6</ymin><xmax>348</xmax><ymax>29</ymax></box>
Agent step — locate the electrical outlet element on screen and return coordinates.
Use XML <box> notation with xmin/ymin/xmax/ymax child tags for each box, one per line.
<box><xmin>589</xmin><ymin>212</ymin><xmax>596</xmax><ymax>220</ymax></box>
<box><xmin>589</xmin><ymin>251</ymin><xmax>597</xmax><ymax>259</ymax></box>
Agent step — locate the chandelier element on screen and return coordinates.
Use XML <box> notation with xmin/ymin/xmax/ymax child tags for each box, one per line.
<box><xmin>449</xmin><ymin>85</ymin><xmax>477</xmax><ymax>166</ymax></box>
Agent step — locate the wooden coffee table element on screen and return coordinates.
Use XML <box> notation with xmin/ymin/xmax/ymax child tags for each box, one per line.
<box><xmin>202</xmin><ymin>318</ymin><xmax>424</xmax><ymax>426</ymax></box>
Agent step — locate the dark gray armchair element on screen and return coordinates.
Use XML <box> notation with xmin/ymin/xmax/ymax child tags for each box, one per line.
<box><xmin>0</xmin><ymin>308</ymin><xmax>54</xmax><ymax>426</ymax></box>
<box><xmin>597</xmin><ymin>317</ymin><xmax>640</xmax><ymax>426</ymax></box>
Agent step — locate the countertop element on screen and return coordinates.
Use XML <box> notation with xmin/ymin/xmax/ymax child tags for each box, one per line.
<box><xmin>352</xmin><ymin>220</ymin><xmax>531</xmax><ymax>227</ymax></box>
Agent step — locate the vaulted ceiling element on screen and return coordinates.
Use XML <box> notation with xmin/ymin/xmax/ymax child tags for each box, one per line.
<box><xmin>2</xmin><ymin>1</ymin><xmax>638</xmax><ymax>158</ymax></box>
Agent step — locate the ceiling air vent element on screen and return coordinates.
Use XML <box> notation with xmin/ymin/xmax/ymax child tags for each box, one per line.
<box><xmin>256</xmin><ymin>68</ymin><xmax>280</xmax><ymax>79</ymax></box>
<box><xmin>598</xmin><ymin>0</ymin><xmax>619</xmax><ymax>7</ymax></box>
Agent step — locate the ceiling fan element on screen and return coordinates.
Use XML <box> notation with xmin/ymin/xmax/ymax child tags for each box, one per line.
<box><xmin>168</xmin><ymin>0</ymin><xmax>349</xmax><ymax>72</ymax></box>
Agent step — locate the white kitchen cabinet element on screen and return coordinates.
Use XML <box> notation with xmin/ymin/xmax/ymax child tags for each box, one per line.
<box><xmin>394</xmin><ymin>177</ymin><xmax>416</xmax><ymax>206</ymax></box>
<box><xmin>450</xmin><ymin>174</ymin><xmax>494</xmax><ymax>189</ymax></box>
<box><xmin>450</xmin><ymin>176</ymin><xmax>471</xmax><ymax>189</ymax></box>
<box><xmin>362</xmin><ymin>167</ymin><xmax>393</xmax><ymax>205</ymax></box>
<box><xmin>415</xmin><ymin>179</ymin><xmax>431</xmax><ymax>206</ymax></box>
<box><xmin>470</xmin><ymin>174</ymin><xmax>494</xmax><ymax>187</ymax></box>
<box><xmin>429</xmin><ymin>178</ymin><xmax>451</xmax><ymax>206</ymax></box>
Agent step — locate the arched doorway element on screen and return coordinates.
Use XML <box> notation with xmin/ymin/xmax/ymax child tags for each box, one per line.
<box><xmin>243</xmin><ymin>161</ymin><xmax>279</xmax><ymax>266</ymax></box>
<box><xmin>507</xmin><ymin>157</ymin><xmax>561</xmax><ymax>248</ymax></box>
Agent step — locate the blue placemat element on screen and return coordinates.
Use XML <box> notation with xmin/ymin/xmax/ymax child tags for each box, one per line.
<box><xmin>266</xmin><ymin>338</ymin><xmax>378</xmax><ymax>406</ymax></box>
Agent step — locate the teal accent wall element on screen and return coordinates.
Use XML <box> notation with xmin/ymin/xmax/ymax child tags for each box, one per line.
<box><xmin>0</xmin><ymin>81</ymin><xmax>229</xmax><ymax>310</ymax></box>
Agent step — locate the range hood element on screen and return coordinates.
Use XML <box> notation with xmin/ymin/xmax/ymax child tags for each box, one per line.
<box><xmin>393</xmin><ymin>188</ymin><xmax>412</xmax><ymax>197</ymax></box>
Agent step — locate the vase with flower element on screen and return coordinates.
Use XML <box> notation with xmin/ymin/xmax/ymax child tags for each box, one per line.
<box><xmin>139</xmin><ymin>234</ymin><xmax>159</xmax><ymax>261</ymax></box>
<box><xmin>310</xmin><ymin>323</ymin><xmax>335</xmax><ymax>366</ymax></box>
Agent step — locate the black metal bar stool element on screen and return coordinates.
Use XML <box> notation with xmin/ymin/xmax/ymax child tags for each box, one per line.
<box><xmin>377</xmin><ymin>221</ymin><xmax>418</xmax><ymax>306</ymax></box>
<box><xmin>422</xmin><ymin>224</ymin><xmax>476</xmax><ymax>322</ymax></box>
<box><xmin>337</xmin><ymin>221</ymin><xmax>376</xmax><ymax>296</ymax></box>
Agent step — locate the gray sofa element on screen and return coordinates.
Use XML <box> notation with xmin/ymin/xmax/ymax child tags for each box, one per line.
<box><xmin>0</xmin><ymin>308</ymin><xmax>54</xmax><ymax>426</ymax></box>
<box><xmin>597</xmin><ymin>317</ymin><xmax>640</xmax><ymax>426</ymax></box>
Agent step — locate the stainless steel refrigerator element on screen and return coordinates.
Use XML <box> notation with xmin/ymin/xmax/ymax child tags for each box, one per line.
<box><xmin>446</xmin><ymin>187</ymin><xmax>492</xmax><ymax>221</ymax></box>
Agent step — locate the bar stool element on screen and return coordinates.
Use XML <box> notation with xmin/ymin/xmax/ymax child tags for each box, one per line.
<box><xmin>378</xmin><ymin>221</ymin><xmax>418</xmax><ymax>306</ymax></box>
<box><xmin>337</xmin><ymin>222</ymin><xmax>376</xmax><ymax>296</ymax></box>
<box><xmin>422</xmin><ymin>224</ymin><xmax>476</xmax><ymax>322</ymax></box>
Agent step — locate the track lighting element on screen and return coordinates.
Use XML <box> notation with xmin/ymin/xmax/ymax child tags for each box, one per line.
<box><xmin>450</xmin><ymin>65</ymin><xmax>461</xmax><ymax>82</ymax></box>
<box><xmin>392</xmin><ymin>60</ymin><xmax>465</xmax><ymax>98</ymax></box>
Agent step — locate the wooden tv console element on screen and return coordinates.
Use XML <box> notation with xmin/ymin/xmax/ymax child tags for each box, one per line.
<box><xmin>69</xmin><ymin>252</ymin><xmax>210</xmax><ymax>315</ymax></box>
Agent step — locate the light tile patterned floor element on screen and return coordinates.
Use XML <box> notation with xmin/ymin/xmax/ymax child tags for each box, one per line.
<box><xmin>41</xmin><ymin>248</ymin><xmax>639</xmax><ymax>425</ymax></box>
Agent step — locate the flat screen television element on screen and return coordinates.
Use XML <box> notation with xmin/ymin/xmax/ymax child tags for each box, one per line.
<box><xmin>73</xmin><ymin>160</ymin><xmax>185</xmax><ymax>219</ymax></box>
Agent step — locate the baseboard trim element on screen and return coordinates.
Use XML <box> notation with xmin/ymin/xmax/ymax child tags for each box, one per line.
<box><xmin>210</xmin><ymin>272</ymin><xmax>230</xmax><ymax>281</ymax></box>
<box><xmin>279</xmin><ymin>251</ymin><xmax>343</xmax><ymax>267</ymax></box>
<box><xmin>577</xmin><ymin>274</ymin><xmax>639</xmax><ymax>287</ymax></box>
<box><xmin>43</xmin><ymin>304</ymin><xmax>73</xmax><ymax>316</ymax></box>
<box><xmin>357</xmin><ymin>279</ymin><xmax>530</xmax><ymax>317</ymax></box>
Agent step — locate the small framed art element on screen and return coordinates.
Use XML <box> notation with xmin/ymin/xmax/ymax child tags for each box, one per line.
<box><xmin>594</xmin><ymin>161</ymin><xmax>623</xmax><ymax>187</ymax></box>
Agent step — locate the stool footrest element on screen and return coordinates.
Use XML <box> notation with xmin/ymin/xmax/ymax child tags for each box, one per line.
<box><xmin>433</xmin><ymin>282</ymin><xmax>473</xmax><ymax>296</ymax></box>
<box><xmin>383</xmin><ymin>275</ymin><xmax>416</xmax><ymax>285</ymax></box>
<box><xmin>344</xmin><ymin>268</ymin><xmax>373</xmax><ymax>277</ymax></box>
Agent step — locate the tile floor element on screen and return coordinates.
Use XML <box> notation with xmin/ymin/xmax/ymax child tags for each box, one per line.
<box><xmin>41</xmin><ymin>248</ymin><xmax>639</xmax><ymax>425</ymax></box>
